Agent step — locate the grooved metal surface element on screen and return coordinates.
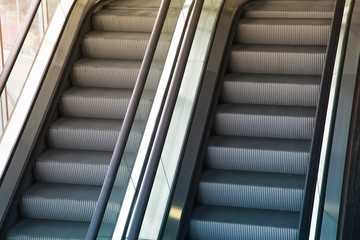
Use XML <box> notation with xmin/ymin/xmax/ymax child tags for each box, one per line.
<box><xmin>236</xmin><ymin>19</ymin><xmax>331</xmax><ymax>45</ymax></box>
<box><xmin>60</xmin><ymin>88</ymin><xmax>154</xmax><ymax>120</ymax></box>
<box><xmin>188</xmin><ymin>0</ymin><xmax>334</xmax><ymax>238</ymax></box>
<box><xmin>5</xmin><ymin>0</ymin><xmax>164</xmax><ymax>238</ymax></box>
<box><xmin>92</xmin><ymin>9</ymin><xmax>178</xmax><ymax>33</ymax></box>
<box><xmin>206</xmin><ymin>136</ymin><xmax>310</xmax><ymax>174</ymax></box>
<box><xmin>70</xmin><ymin>59</ymin><xmax>163</xmax><ymax>89</ymax></box>
<box><xmin>230</xmin><ymin>45</ymin><xmax>327</xmax><ymax>75</ymax></box>
<box><xmin>197</xmin><ymin>170</ymin><xmax>305</xmax><ymax>212</ymax></box>
<box><xmin>221</xmin><ymin>73</ymin><xmax>320</xmax><ymax>106</ymax></box>
<box><xmin>47</xmin><ymin>118</ymin><xmax>145</xmax><ymax>152</ymax></box>
<box><xmin>214</xmin><ymin>104</ymin><xmax>315</xmax><ymax>140</ymax></box>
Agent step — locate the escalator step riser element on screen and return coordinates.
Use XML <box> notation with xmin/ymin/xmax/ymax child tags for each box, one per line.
<box><xmin>34</xmin><ymin>161</ymin><xmax>130</xmax><ymax>187</ymax></box>
<box><xmin>47</xmin><ymin>127</ymin><xmax>142</xmax><ymax>152</ymax></box>
<box><xmin>189</xmin><ymin>221</ymin><xmax>297</xmax><ymax>240</ymax></box>
<box><xmin>70</xmin><ymin>62</ymin><xmax>162</xmax><ymax>89</ymax></box>
<box><xmin>236</xmin><ymin>23</ymin><xmax>330</xmax><ymax>45</ymax></box>
<box><xmin>230</xmin><ymin>50</ymin><xmax>326</xmax><ymax>75</ymax></box>
<box><xmin>243</xmin><ymin>10</ymin><xmax>333</xmax><ymax>19</ymax></box>
<box><xmin>206</xmin><ymin>147</ymin><xmax>309</xmax><ymax>175</ymax></box>
<box><xmin>92</xmin><ymin>11</ymin><xmax>177</xmax><ymax>33</ymax></box>
<box><xmin>221</xmin><ymin>81</ymin><xmax>319</xmax><ymax>107</ymax></box>
<box><xmin>197</xmin><ymin>183</ymin><xmax>303</xmax><ymax>212</ymax></box>
<box><xmin>81</xmin><ymin>37</ymin><xmax>149</xmax><ymax>60</ymax></box>
<box><xmin>59</xmin><ymin>92</ymin><xmax>152</xmax><ymax>120</ymax></box>
<box><xmin>214</xmin><ymin>114</ymin><xmax>314</xmax><ymax>140</ymax></box>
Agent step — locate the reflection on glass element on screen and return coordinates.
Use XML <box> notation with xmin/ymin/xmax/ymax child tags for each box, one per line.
<box><xmin>0</xmin><ymin>0</ymin><xmax>60</xmax><ymax>137</ymax></box>
<box><xmin>139</xmin><ymin>0</ymin><xmax>223</xmax><ymax>239</ymax></box>
<box><xmin>96</xmin><ymin>0</ymin><xmax>194</xmax><ymax>239</ymax></box>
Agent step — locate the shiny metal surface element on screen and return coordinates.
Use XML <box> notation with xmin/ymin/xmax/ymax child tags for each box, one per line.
<box><xmin>137</xmin><ymin>1</ymin><xmax>223</xmax><ymax>239</ymax></box>
<box><xmin>308</xmin><ymin>0</ymin><xmax>359</xmax><ymax>238</ymax></box>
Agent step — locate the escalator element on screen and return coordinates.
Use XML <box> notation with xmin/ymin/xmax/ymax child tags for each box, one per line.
<box><xmin>183</xmin><ymin>0</ymin><xmax>335</xmax><ymax>239</ymax></box>
<box><xmin>1</xmin><ymin>0</ymin><xmax>175</xmax><ymax>238</ymax></box>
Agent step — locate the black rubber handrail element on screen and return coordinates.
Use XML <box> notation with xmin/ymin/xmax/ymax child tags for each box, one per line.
<box><xmin>298</xmin><ymin>0</ymin><xmax>348</xmax><ymax>238</ymax></box>
<box><xmin>0</xmin><ymin>0</ymin><xmax>41</xmax><ymax>96</ymax></box>
<box><xmin>125</xmin><ymin>0</ymin><xmax>204</xmax><ymax>239</ymax></box>
<box><xmin>85</xmin><ymin>0</ymin><xmax>174</xmax><ymax>238</ymax></box>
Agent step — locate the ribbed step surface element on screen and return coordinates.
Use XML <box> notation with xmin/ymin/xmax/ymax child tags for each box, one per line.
<box><xmin>6</xmin><ymin>219</ymin><xmax>89</xmax><ymax>240</ymax></box>
<box><xmin>47</xmin><ymin>117</ymin><xmax>145</xmax><ymax>152</ymax></box>
<box><xmin>189</xmin><ymin>205</ymin><xmax>299</xmax><ymax>240</ymax></box>
<box><xmin>188</xmin><ymin>0</ymin><xmax>333</xmax><ymax>239</ymax></box>
<box><xmin>70</xmin><ymin>59</ymin><xmax>163</xmax><ymax>89</ymax></box>
<box><xmin>7</xmin><ymin>0</ymin><xmax>165</xmax><ymax>238</ymax></box>
<box><xmin>197</xmin><ymin>170</ymin><xmax>305</xmax><ymax>211</ymax></box>
<box><xmin>230</xmin><ymin>44</ymin><xmax>326</xmax><ymax>75</ymax></box>
<box><xmin>19</xmin><ymin>183</ymin><xmax>124</xmax><ymax>223</ymax></box>
<box><xmin>214</xmin><ymin>104</ymin><xmax>315</xmax><ymax>139</ymax></box>
<box><xmin>206</xmin><ymin>136</ymin><xmax>311</xmax><ymax>174</ymax></box>
<box><xmin>221</xmin><ymin>73</ymin><xmax>320</xmax><ymax>106</ymax></box>
<box><xmin>60</xmin><ymin>88</ymin><xmax>153</xmax><ymax>120</ymax></box>
<box><xmin>243</xmin><ymin>1</ymin><xmax>335</xmax><ymax>19</ymax></box>
<box><xmin>92</xmin><ymin>9</ymin><xmax>177</xmax><ymax>33</ymax></box>
<box><xmin>236</xmin><ymin>18</ymin><xmax>331</xmax><ymax>45</ymax></box>
<box><xmin>34</xmin><ymin>149</ymin><xmax>135</xmax><ymax>186</ymax></box>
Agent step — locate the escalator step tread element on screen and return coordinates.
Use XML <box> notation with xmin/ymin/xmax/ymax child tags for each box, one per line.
<box><xmin>208</xmin><ymin>135</ymin><xmax>311</xmax><ymax>151</ymax></box>
<box><xmin>189</xmin><ymin>205</ymin><xmax>299</xmax><ymax>240</ymax></box>
<box><xmin>71</xmin><ymin>58</ymin><xmax>162</xmax><ymax>89</ymax></box>
<box><xmin>20</xmin><ymin>183</ymin><xmax>124</xmax><ymax>223</ymax></box>
<box><xmin>232</xmin><ymin>44</ymin><xmax>327</xmax><ymax>53</ymax></box>
<box><xmin>34</xmin><ymin>149</ymin><xmax>135</xmax><ymax>186</ymax></box>
<box><xmin>217</xmin><ymin>103</ymin><xmax>316</xmax><ymax>117</ymax></box>
<box><xmin>47</xmin><ymin>117</ymin><xmax>145</xmax><ymax>151</ymax></box>
<box><xmin>200</xmin><ymin>169</ymin><xmax>305</xmax><ymax>188</ymax></box>
<box><xmin>60</xmin><ymin>87</ymin><xmax>153</xmax><ymax>120</ymax></box>
<box><xmin>197</xmin><ymin>169</ymin><xmax>304</xmax><ymax>211</ymax></box>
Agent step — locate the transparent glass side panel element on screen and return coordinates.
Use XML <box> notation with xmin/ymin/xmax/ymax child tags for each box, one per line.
<box><xmin>138</xmin><ymin>0</ymin><xmax>223</xmax><ymax>239</ymax></box>
<box><xmin>0</xmin><ymin>0</ymin><xmax>60</xmax><ymax>137</ymax></box>
<box><xmin>96</xmin><ymin>0</ymin><xmax>194</xmax><ymax>238</ymax></box>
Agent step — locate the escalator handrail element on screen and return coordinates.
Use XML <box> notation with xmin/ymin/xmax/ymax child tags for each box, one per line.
<box><xmin>85</xmin><ymin>0</ymin><xmax>174</xmax><ymax>238</ymax></box>
<box><xmin>125</xmin><ymin>0</ymin><xmax>204</xmax><ymax>238</ymax></box>
<box><xmin>0</xmin><ymin>0</ymin><xmax>41</xmax><ymax>96</ymax></box>
<box><xmin>299</xmin><ymin>0</ymin><xmax>348</xmax><ymax>238</ymax></box>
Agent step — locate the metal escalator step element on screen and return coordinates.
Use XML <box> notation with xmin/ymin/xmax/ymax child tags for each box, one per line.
<box><xmin>47</xmin><ymin>117</ymin><xmax>145</xmax><ymax>152</ymax></box>
<box><xmin>197</xmin><ymin>169</ymin><xmax>305</xmax><ymax>211</ymax></box>
<box><xmin>189</xmin><ymin>205</ymin><xmax>299</xmax><ymax>240</ymax></box>
<box><xmin>243</xmin><ymin>1</ymin><xmax>334</xmax><ymax>19</ymax></box>
<box><xmin>6</xmin><ymin>219</ymin><xmax>89</xmax><ymax>240</ymax></box>
<box><xmin>221</xmin><ymin>73</ymin><xmax>320</xmax><ymax>106</ymax></box>
<box><xmin>34</xmin><ymin>149</ymin><xmax>136</xmax><ymax>186</ymax></box>
<box><xmin>70</xmin><ymin>59</ymin><xmax>162</xmax><ymax>89</ymax></box>
<box><xmin>206</xmin><ymin>135</ymin><xmax>310</xmax><ymax>174</ymax></box>
<box><xmin>230</xmin><ymin>44</ymin><xmax>326</xmax><ymax>75</ymax></box>
<box><xmin>19</xmin><ymin>183</ymin><xmax>124</xmax><ymax>223</ymax></box>
<box><xmin>59</xmin><ymin>87</ymin><xmax>153</xmax><ymax>120</ymax></box>
<box><xmin>105</xmin><ymin>0</ymin><xmax>162</xmax><ymax>10</ymax></box>
<box><xmin>81</xmin><ymin>31</ymin><xmax>170</xmax><ymax>60</ymax></box>
<box><xmin>92</xmin><ymin>9</ymin><xmax>177</xmax><ymax>33</ymax></box>
<box><xmin>236</xmin><ymin>18</ymin><xmax>331</xmax><ymax>45</ymax></box>
<box><xmin>214</xmin><ymin>104</ymin><xmax>316</xmax><ymax>139</ymax></box>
